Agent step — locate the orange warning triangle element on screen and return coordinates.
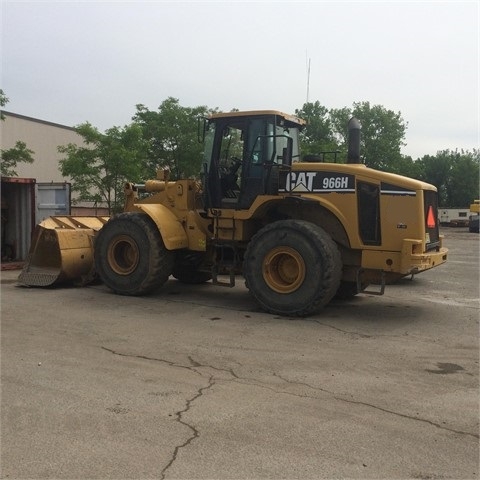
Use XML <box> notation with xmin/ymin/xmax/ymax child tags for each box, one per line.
<box><xmin>426</xmin><ymin>206</ymin><xmax>436</xmax><ymax>228</ymax></box>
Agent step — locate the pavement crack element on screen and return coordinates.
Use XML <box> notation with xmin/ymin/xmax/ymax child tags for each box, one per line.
<box><xmin>313</xmin><ymin>321</ymin><xmax>415</xmax><ymax>339</ymax></box>
<box><xmin>102</xmin><ymin>347</ymin><xmax>238</xmax><ymax>380</ymax></box>
<box><xmin>188</xmin><ymin>355</ymin><xmax>240</xmax><ymax>379</ymax></box>
<box><xmin>101</xmin><ymin>348</ymin><xmax>224</xmax><ymax>478</ymax></box>
<box><xmin>273</xmin><ymin>372</ymin><xmax>479</xmax><ymax>440</ymax></box>
<box><xmin>338</xmin><ymin>397</ymin><xmax>479</xmax><ymax>440</ymax></box>
<box><xmin>160</xmin><ymin>375</ymin><xmax>215</xmax><ymax>480</ymax></box>
<box><xmin>102</xmin><ymin>346</ymin><xmax>477</xmax><ymax>454</ymax></box>
<box><xmin>101</xmin><ymin>346</ymin><xmax>202</xmax><ymax>375</ymax></box>
<box><xmin>313</xmin><ymin>321</ymin><xmax>372</xmax><ymax>337</ymax></box>
<box><xmin>273</xmin><ymin>372</ymin><xmax>332</xmax><ymax>395</ymax></box>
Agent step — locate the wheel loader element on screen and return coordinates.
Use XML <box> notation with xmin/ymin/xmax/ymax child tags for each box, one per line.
<box><xmin>19</xmin><ymin>110</ymin><xmax>448</xmax><ymax>316</ymax></box>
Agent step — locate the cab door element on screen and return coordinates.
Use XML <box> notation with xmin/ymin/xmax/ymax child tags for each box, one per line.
<box><xmin>238</xmin><ymin>117</ymin><xmax>293</xmax><ymax>209</ymax></box>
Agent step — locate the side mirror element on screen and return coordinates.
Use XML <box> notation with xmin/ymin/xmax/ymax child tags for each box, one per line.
<box><xmin>282</xmin><ymin>137</ymin><xmax>293</xmax><ymax>165</ymax></box>
<box><xmin>197</xmin><ymin>117</ymin><xmax>208</xmax><ymax>143</ymax></box>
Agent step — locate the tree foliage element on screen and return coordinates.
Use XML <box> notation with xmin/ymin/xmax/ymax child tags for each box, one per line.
<box><xmin>1</xmin><ymin>141</ymin><xmax>35</xmax><ymax>177</ymax></box>
<box><xmin>0</xmin><ymin>89</ymin><xmax>35</xmax><ymax>177</ymax></box>
<box><xmin>132</xmin><ymin>97</ymin><xmax>211</xmax><ymax>179</ymax></box>
<box><xmin>295</xmin><ymin>101</ymin><xmax>338</xmax><ymax>160</ymax></box>
<box><xmin>297</xmin><ymin>101</ymin><xmax>408</xmax><ymax>171</ymax></box>
<box><xmin>0</xmin><ymin>89</ymin><xmax>6</xmax><ymax>119</ymax></box>
<box><xmin>58</xmin><ymin>122</ymin><xmax>148</xmax><ymax>213</ymax></box>
<box><xmin>415</xmin><ymin>150</ymin><xmax>479</xmax><ymax>207</ymax></box>
<box><xmin>297</xmin><ymin>100</ymin><xmax>478</xmax><ymax>205</ymax></box>
<box><xmin>349</xmin><ymin>101</ymin><xmax>406</xmax><ymax>172</ymax></box>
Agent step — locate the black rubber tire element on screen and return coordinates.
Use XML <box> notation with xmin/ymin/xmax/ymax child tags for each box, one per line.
<box><xmin>243</xmin><ymin>219</ymin><xmax>342</xmax><ymax>316</ymax></box>
<box><xmin>172</xmin><ymin>265</ymin><xmax>212</xmax><ymax>284</ymax></box>
<box><xmin>94</xmin><ymin>212</ymin><xmax>174</xmax><ymax>296</ymax></box>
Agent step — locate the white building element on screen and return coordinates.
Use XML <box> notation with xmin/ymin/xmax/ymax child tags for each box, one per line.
<box><xmin>1</xmin><ymin>111</ymin><xmax>107</xmax><ymax>264</ymax></box>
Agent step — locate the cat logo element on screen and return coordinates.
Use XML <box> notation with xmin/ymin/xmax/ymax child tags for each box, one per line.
<box><xmin>279</xmin><ymin>171</ymin><xmax>355</xmax><ymax>193</ymax></box>
<box><xmin>285</xmin><ymin>172</ymin><xmax>316</xmax><ymax>192</ymax></box>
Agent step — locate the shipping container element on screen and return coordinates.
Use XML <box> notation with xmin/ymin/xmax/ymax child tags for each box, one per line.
<box><xmin>1</xmin><ymin>178</ymin><xmax>70</xmax><ymax>265</ymax></box>
<box><xmin>36</xmin><ymin>182</ymin><xmax>70</xmax><ymax>223</ymax></box>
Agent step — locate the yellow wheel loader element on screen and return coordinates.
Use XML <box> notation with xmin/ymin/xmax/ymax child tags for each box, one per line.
<box><xmin>19</xmin><ymin>110</ymin><xmax>448</xmax><ymax>316</ymax></box>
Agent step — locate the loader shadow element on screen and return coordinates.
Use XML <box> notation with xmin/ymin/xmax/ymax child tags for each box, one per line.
<box><xmin>16</xmin><ymin>271</ymin><xmax>429</xmax><ymax>329</ymax></box>
<box><xmin>158</xmin><ymin>277</ymin><xmax>261</xmax><ymax>313</ymax></box>
<box><xmin>148</xmin><ymin>276</ymin><xmax>429</xmax><ymax>330</ymax></box>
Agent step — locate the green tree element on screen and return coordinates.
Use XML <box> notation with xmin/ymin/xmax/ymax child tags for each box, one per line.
<box><xmin>295</xmin><ymin>101</ymin><xmax>338</xmax><ymax>161</ymax></box>
<box><xmin>330</xmin><ymin>101</ymin><xmax>407</xmax><ymax>171</ymax></box>
<box><xmin>392</xmin><ymin>154</ymin><xmax>423</xmax><ymax>179</ymax></box>
<box><xmin>132</xmin><ymin>97</ymin><xmax>211</xmax><ymax>180</ymax></box>
<box><xmin>296</xmin><ymin>101</ymin><xmax>408</xmax><ymax>171</ymax></box>
<box><xmin>417</xmin><ymin>149</ymin><xmax>479</xmax><ymax>207</ymax></box>
<box><xmin>446</xmin><ymin>150</ymin><xmax>479</xmax><ymax>207</ymax></box>
<box><xmin>0</xmin><ymin>89</ymin><xmax>6</xmax><ymax>120</ymax></box>
<box><xmin>0</xmin><ymin>89</ymin><xmax>35</xmax><ymax>177</ymax></box>
<box><xmin>58</xmin><ymin>122</ymin><xmax>148</xmax><ymax>213</ymax></box>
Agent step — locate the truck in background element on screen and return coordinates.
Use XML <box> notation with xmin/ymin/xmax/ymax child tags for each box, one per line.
<box><xmin>438</xmin><ymin>208</ymin><xmax>471</xmax><ymax>227</ymax></box>
<box><xmin>469</xmin><ymin>200</ymin><xmax>479</xmax><ymax>233</ymax></box>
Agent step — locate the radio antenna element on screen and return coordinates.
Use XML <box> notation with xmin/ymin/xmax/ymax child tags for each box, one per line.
<box><xmin>306</xmin><ymin>54</ymin><xmax>311</xmax><ymax>103</ymax></box>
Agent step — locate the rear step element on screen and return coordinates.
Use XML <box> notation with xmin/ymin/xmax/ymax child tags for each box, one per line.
<box><xmin>211</xmin><ymin>243</ymin><xmax>239</xmax><ymax>287</ymax></box>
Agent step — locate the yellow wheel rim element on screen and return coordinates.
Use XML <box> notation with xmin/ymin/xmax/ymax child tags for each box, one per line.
<box><xmin>262</xmin><ymin>246</ymin><xmax>306</xmax><ymax>293</ymax></box>
<box><xmin>107</xmin><ymin>235</ymin><xmax>140</xmax><ymax>275</ymax></box>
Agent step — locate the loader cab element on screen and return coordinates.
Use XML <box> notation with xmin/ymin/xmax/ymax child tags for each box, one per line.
<box><xmin>202</xmin><ymin>111</ymin><xmax>305</xmax><ymax>210</ymax></box>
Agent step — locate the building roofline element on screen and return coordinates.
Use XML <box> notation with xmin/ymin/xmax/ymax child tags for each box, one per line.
<box><xmin>1</xmin><ymin>110</ymin><xmax>76</xmax><ymax>132</ymax></box>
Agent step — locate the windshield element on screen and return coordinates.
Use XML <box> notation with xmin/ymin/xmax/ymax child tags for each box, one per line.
<box><xmin>202</xmin><ymin>113</ymin><xmax>303</xmax><ymax>208</ymax></box>
<box><xmin>248</xmin><ymin>118</ymin><xmax>301</xmax><ymax>165</ymax></box>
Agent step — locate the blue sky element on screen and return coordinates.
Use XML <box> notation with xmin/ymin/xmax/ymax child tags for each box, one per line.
<box><xmin>1</xmin><ymin>1</ymin><xmax>478</xmax><ymax>159</ymax></box>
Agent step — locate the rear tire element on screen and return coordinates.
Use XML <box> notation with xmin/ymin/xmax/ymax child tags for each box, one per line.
<box><xmin>243</xmin><ymin>220</ymin><xmax>342</xmax><ymax>316</ymax></box>
<box><xmin>94</xmin><ymin>212</ymin><xmax>174</xmax><ymax>295</ymax></box>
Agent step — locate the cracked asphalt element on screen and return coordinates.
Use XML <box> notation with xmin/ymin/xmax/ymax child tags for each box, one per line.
<box><xmin>1</xmin><ymin>228</ymin><xmax>478</xmax><ymax>479</ymax></box>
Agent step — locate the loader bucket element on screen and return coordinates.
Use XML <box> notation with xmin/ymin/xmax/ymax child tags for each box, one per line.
<box><xmin>18</xmin><ymin>216</ymin><xmax>109</xmax><ymax>287</ymax></box>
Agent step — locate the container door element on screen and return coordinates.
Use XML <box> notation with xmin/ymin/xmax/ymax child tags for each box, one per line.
<box><xmin>1</xmin><ymin>178</ymin><xmax>35</xmax><ymax>262</ymax></box>
<box><xmin>36</xmin><ymin>183</ymin><xmax>71</xmax><ymax>224</ymax></box>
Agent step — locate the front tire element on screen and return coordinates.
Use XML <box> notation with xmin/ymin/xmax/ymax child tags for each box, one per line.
<box><xmin>243</xmin><ymin>220</ymin><xmax>342</xmax><ymax>316</ymax></box>
<box><xmin>94</xmin><ymin>212</ymin><xmax>174</xmax><ymax>295</ymax></box>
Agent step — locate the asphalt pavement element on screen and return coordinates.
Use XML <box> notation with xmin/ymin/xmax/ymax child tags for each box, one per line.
<box><xmin>1</xmin><ymin>228</ymin><xmax>478</xmax><ymax>479</ymax></box>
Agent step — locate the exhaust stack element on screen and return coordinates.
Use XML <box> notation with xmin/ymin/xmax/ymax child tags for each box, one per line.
<box><xmin>347</xmin><ymin>117</ymin><xmax>361</xmax><ymax>164</ymax></box>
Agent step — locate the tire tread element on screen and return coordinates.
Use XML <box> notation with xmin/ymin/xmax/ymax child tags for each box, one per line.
<box><xmin>243</xmin><ymin>219</ymin><xmax>342</xmax><ymax>316</ymax></box>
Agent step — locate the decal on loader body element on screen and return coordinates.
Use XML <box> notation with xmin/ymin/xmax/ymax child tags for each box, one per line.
<box><xmin>279</xmin><ymin>171</ymin><xmax>355</xmax><ymax>193</ymax></box>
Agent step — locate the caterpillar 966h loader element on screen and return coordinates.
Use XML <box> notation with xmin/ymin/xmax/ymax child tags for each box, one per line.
<box><xmin>19</xmin><ymin>110</ymin><xmax>448</xmax><ymax>316</ymax></box>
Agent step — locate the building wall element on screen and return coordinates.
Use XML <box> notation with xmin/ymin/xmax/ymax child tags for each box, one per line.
<box><xmin>1</xmin><ymin>112</ymin><xmax>110</xmax><ymax>264</ymax></box>
<box><xmin>1</xmin><ymin>111</ymin><xmax>82</xmax><ymax>182</ymax></box>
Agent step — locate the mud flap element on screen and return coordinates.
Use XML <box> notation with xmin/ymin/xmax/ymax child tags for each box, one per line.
<box><xmin>356</xmin><ymin>269</ymin><xmax>386</xmax><ymax>296</ymax></box>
